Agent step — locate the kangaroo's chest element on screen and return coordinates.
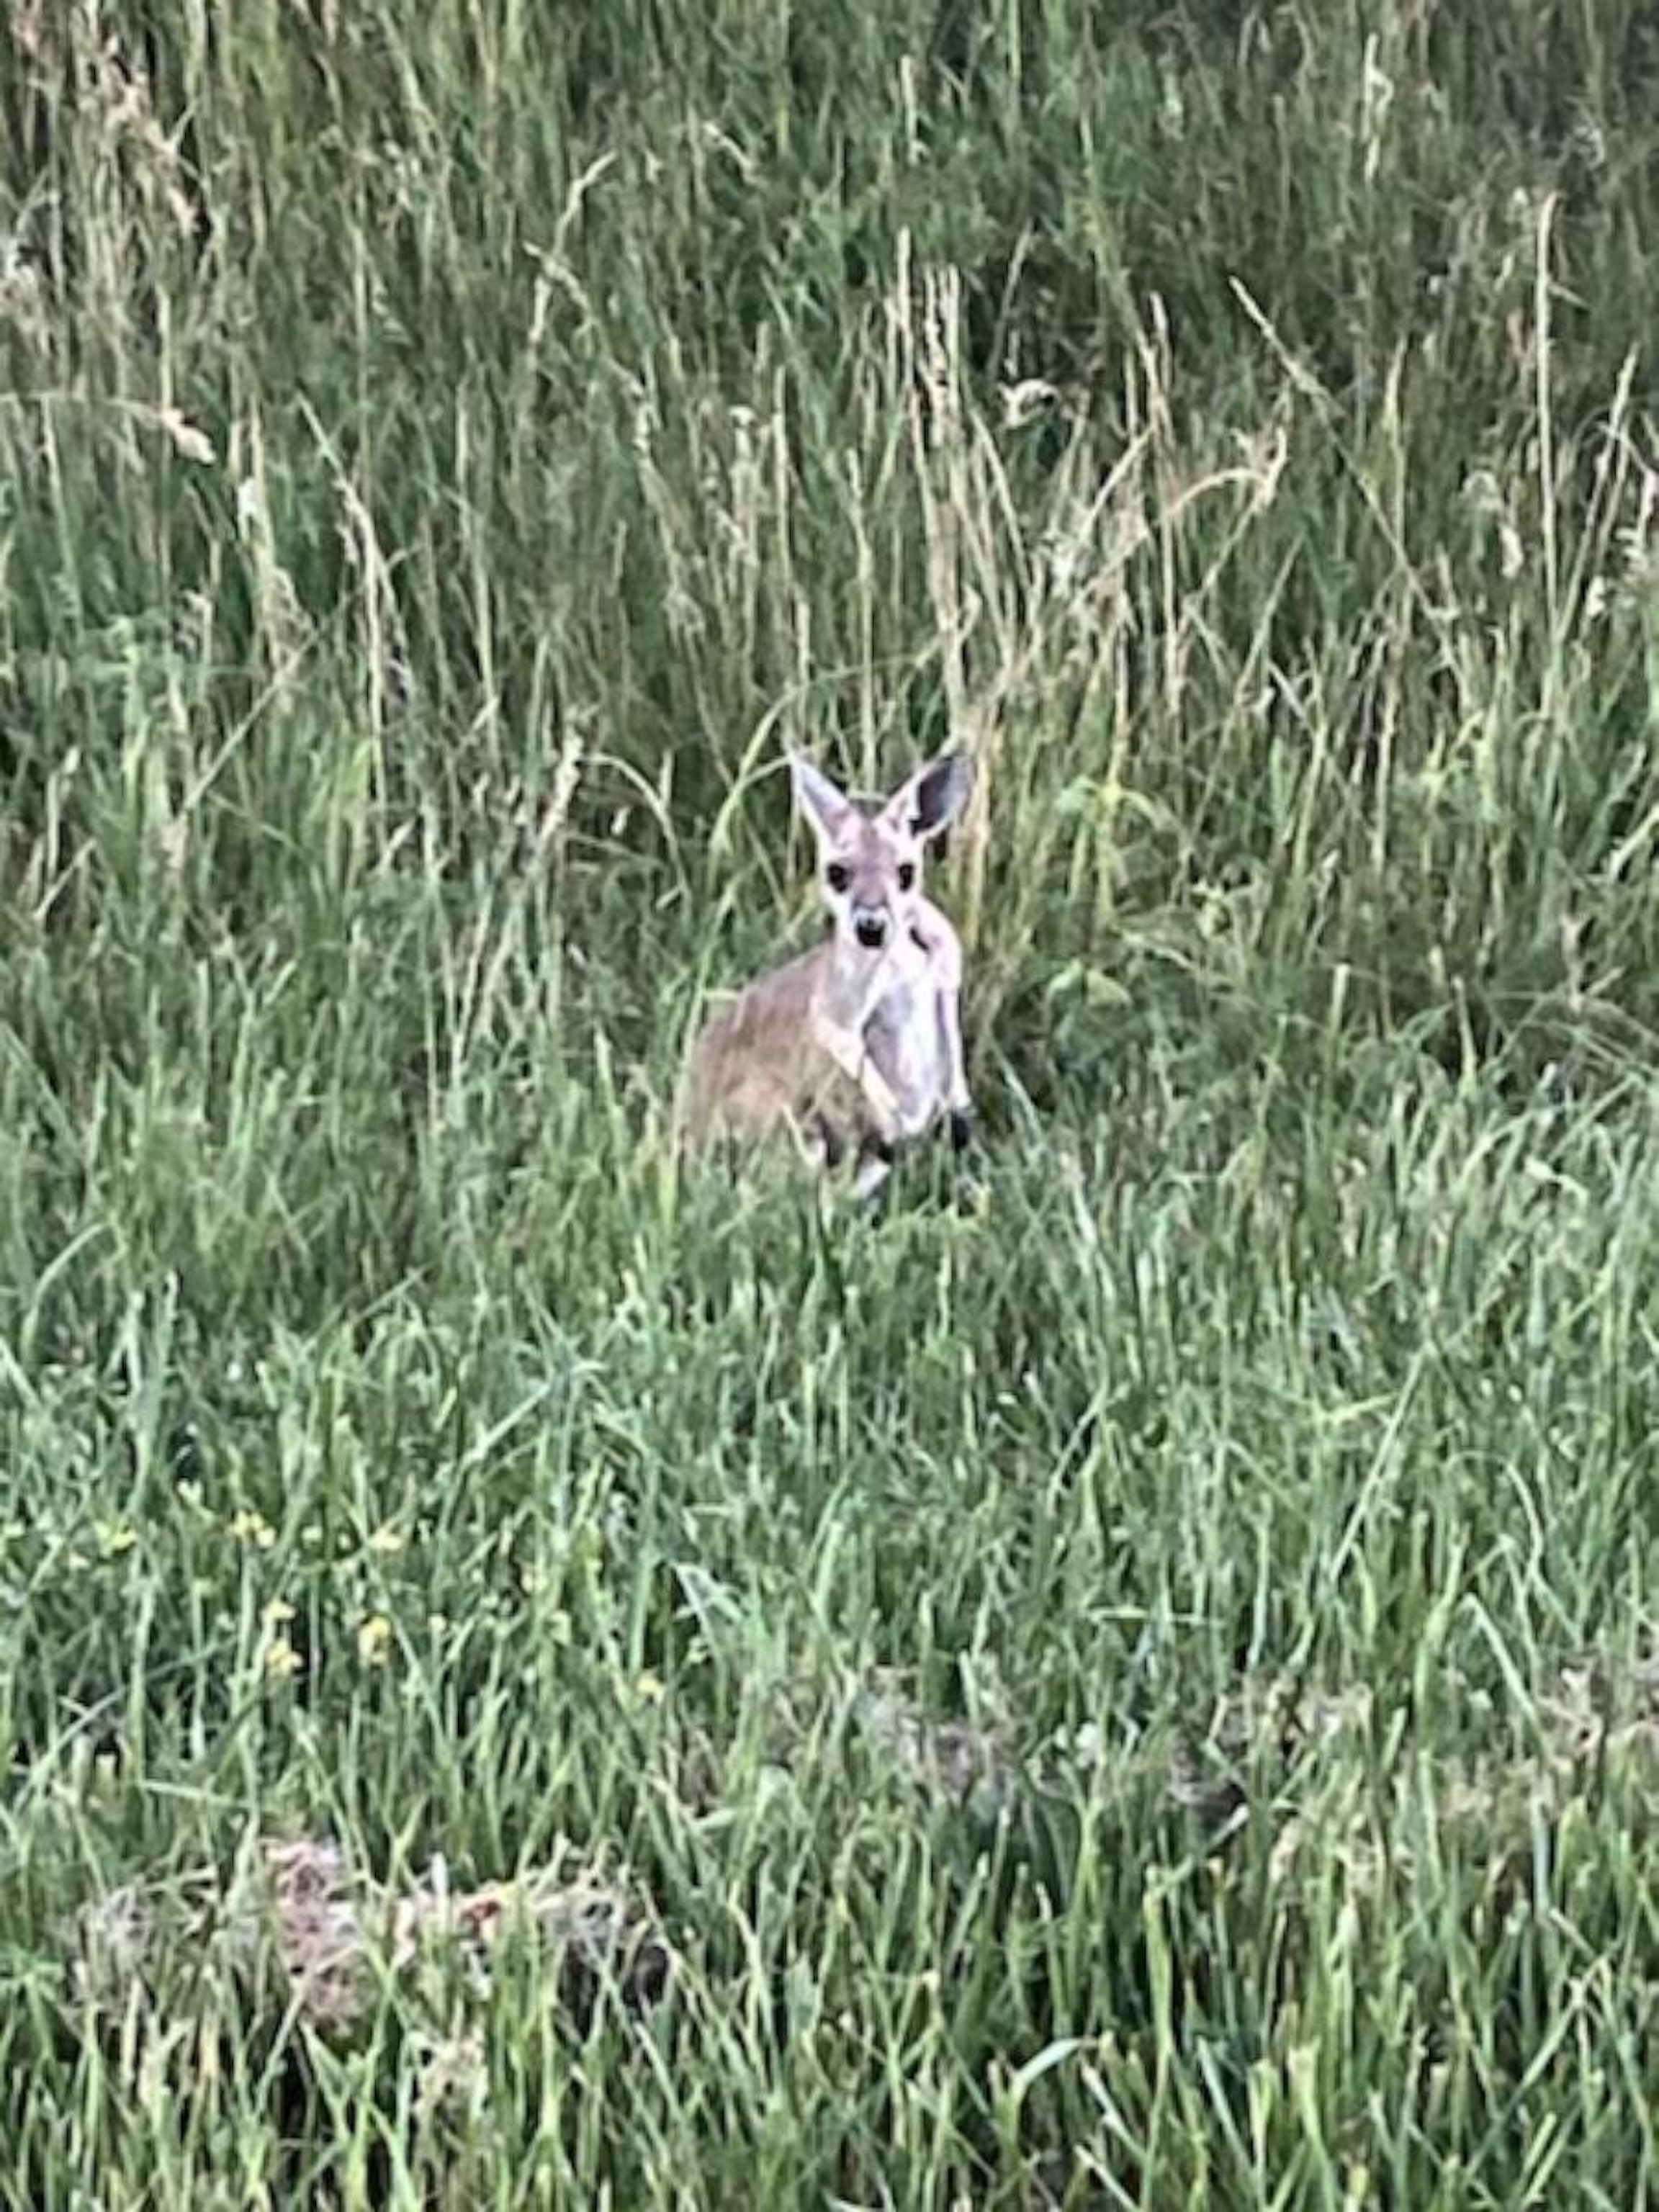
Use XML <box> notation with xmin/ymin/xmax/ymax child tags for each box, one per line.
<box><xmin>864</xmin><ymin>943</ymin><xmax>946</xmax><ymax>1100</ymax></box>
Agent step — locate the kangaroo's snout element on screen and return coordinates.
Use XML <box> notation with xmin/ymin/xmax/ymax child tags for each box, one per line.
<box><xmin>853</xmin><ymin>910</ymin><xmax>889</xmax><ymax>950</ymax></box>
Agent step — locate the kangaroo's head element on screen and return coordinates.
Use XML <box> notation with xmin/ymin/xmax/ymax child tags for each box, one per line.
<box><xmin>788</xmin><ymin>750</ymin><xmax>974</xmax><ymax>956</ymax></box>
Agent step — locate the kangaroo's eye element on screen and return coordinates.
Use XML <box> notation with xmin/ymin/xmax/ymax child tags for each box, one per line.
<box><xmin>896</xmin><ymin>863</ymin><xmax>916</xmax><ymax>891</ymax></box>
<box><xmin>826</xmin><ymin>863</ymin><xmax>850</xmax><ymax>893</ymax></box>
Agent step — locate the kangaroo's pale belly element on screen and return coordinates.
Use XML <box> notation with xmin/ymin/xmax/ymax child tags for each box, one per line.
<box><xmin>864</xmin><ymin>974</ymin><xmax>947</xmax><ymax>1128</ymax></box>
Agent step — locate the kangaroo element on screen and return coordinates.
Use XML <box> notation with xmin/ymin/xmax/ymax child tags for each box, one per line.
<box><xmin>678</xmin><ymin>749</ymin><xmax>975</xmax><ymax>1195</ymax></box>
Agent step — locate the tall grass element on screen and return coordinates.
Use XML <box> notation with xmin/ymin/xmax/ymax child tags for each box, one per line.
<box><xmin>2</xmin><ymin>1</ymin><xmax>1658</xmax><ymax>2203</ymax></box>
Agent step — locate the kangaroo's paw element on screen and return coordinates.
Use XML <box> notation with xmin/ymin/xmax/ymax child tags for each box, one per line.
<box><xmin>853</xmin><ymin>1143</ymin><xmax>895</xmax><ymax>1204</ymax></box>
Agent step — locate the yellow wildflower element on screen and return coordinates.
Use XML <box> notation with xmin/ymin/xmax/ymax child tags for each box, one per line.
<box><xmin>356</xmin><ymin>1614</ymin><xmax>393</xmax><ymax>1667</ymax></box>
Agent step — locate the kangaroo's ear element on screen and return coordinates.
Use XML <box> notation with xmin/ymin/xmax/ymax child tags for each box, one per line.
<box><xmin>789</xmin><ymin>755</ymin><xmax>854</xmax><ymax>842</ymax></box>
<box><xmin>889</xmin><ymin>750</ymin><xmax>974</xmax><ymax>841</ymax></box>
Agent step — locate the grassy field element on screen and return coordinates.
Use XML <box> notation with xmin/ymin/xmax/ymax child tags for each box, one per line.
<box><xmin>3</xmin><ymin>0</ymin><xmax>1659</xmax><ymax>2203</ymax></box>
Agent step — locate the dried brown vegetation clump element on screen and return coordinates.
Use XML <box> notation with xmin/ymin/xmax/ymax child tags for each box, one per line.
<box><xmin>73</xmin><ymin>1832</ymin><xmax>673</xmax><ymax>2038</ymax></box>
<box><xmin>853</xmin><ymin>1665</ymin><xmax>1017</xmax><ymax>1820</ymax></box>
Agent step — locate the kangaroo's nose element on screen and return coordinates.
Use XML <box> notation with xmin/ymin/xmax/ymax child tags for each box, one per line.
<box><xmin>854</xmin><ymin>911</ymin><xmax>888</xmax><ymax>950</ymax></box>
